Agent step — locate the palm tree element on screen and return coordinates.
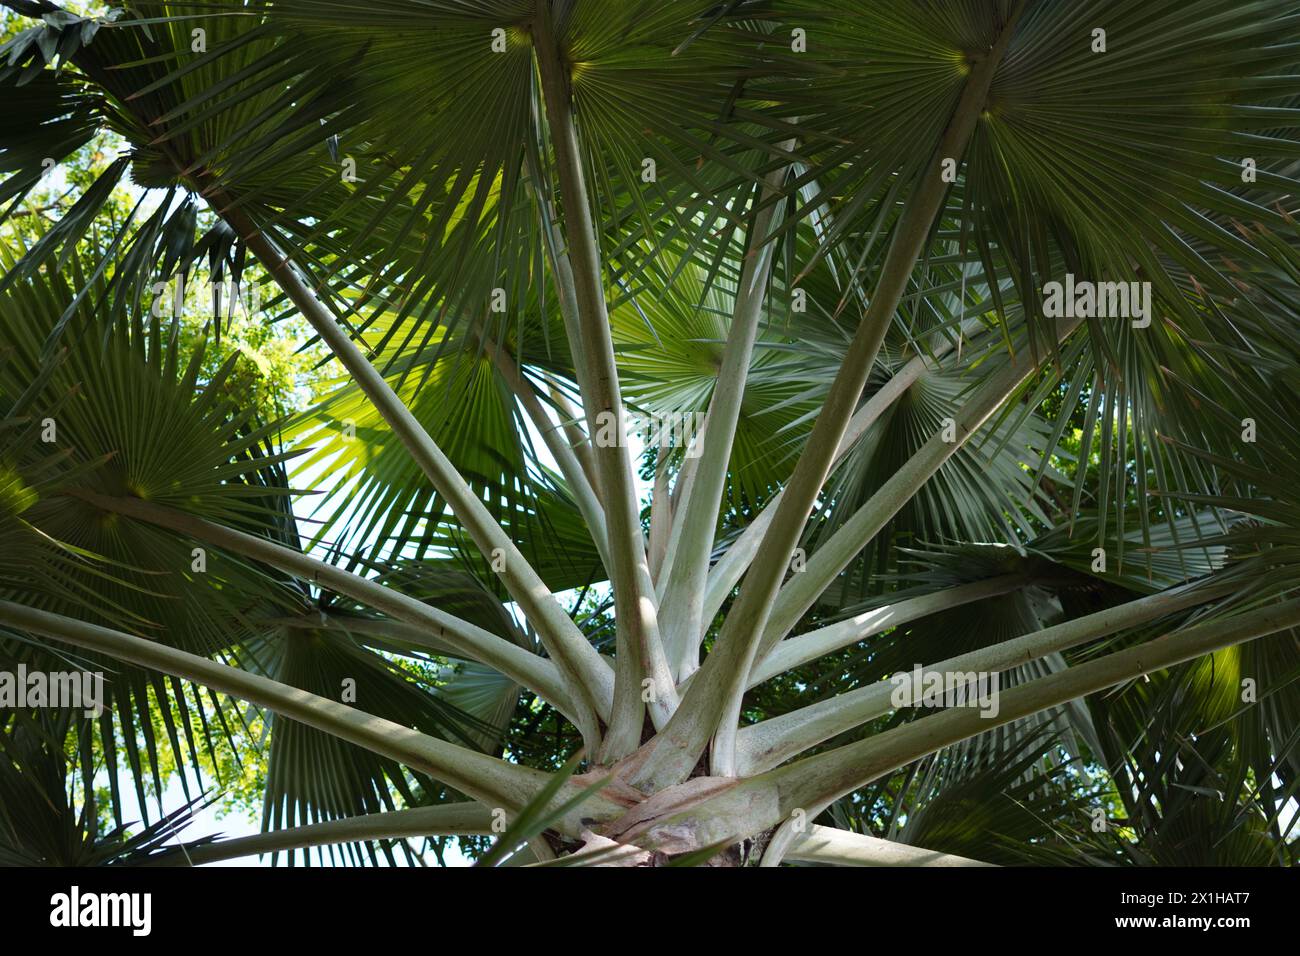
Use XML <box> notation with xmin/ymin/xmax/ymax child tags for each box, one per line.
<box><xmin>0</xmin><ymin>0</ymin><xmax>1297</xmax><ymax>867</ymax></box>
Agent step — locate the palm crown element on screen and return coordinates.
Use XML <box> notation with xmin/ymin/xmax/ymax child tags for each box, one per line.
<box><xmin>0</xmin><ymin>0</ymin><xmax>1297</xmax><ymax>867</ymax></box>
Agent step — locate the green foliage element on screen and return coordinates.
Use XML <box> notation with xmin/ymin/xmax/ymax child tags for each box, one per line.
<box><xmin>0</xmin><ymin>0</ymin><xmax>1295</xmax><ymax>867</ymax></box>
